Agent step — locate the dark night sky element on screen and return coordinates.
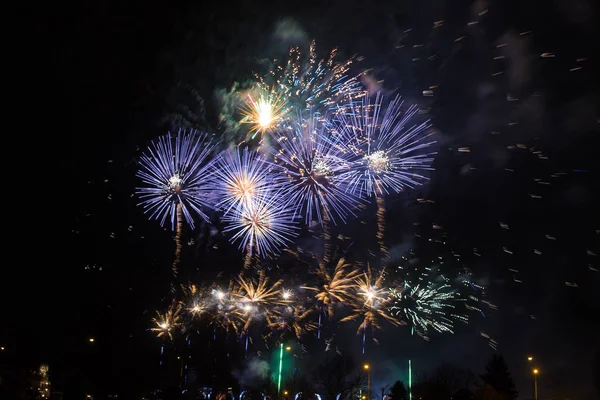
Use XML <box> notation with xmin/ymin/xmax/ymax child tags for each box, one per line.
<box><xmin>6</xmin><ymin>0</ymin><xmax>599</xmax><ymax>399</ymax></box>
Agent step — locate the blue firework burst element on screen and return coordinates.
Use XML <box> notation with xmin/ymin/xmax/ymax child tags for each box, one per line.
<box><xmin>211</xmin><ymin>147</ymin><xmax>275</xmax><ymax>216</ymax></box>
<box><xmin>334</xmin><ymin>93</ymin><xmax>437</xmax><ymax>197</ymax></box>
<box><xmin>221</xmin><ymin>185</ymin><xmax>299</xmax><ymax>258</ymax></box>
<box><xmin>268</xmin><ymin>116</ymin><xmax>362</xmax><ymax>225</ymax></box>
<box><xmin>136</xmin><ymin>130</ymin><xmax>216</xmax><ymax>230</ymax></box>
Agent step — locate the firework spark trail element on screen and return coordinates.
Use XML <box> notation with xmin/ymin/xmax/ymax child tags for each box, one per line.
<box><xmin>173</xmin><ymin>203</ymin><xmax>183</xmax><ymax>278</ymax></box>
<box><xmin>222</xmin><ymin>185</ymin><xmax>299</xmax><ymax>259</ymax></box>
<box><xmin>375</xmin><ymin>191</ymin><xmax>388</xmax><ymax>259</ymax></box>
<box><xmin>335</xmin><ymin>93</ymin><xmax>436</xmax><ymax>198</ymax></box>
<box><xmin>322</xmin><ymin>204</ymin><xmax>332</xmax><ymax>265</ymax></box>
<box><xmin>339</xmin><ymin>265</ymin><xmax>401</xmax><ymax>353</ymax></box>
<box><xmin>270</xmin><ymin>116</ymin><xmax>362</xmax><ymax>226</ymax></box>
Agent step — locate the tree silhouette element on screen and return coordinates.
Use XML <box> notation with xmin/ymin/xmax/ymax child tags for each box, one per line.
<box><xmin>412</xmin><ymin>379</ymin><xmax>451</xmax><ymax>400</ymax></box>
<box><xmin>388</xmin><ymin>380</ymin><xmax>407</xmax><ymax>400</ymax></box>
<box><xmin>431</xmin><ymin>364</ymin><xmax>478</xmax><ymax>394</ymax></box>
<box><xmin>314</xmin><ymin>353</ymin><xmax>364</xmax><ymax>400</ymax></box>
<box><xmin>453</xmin><ymin>387</ymin><xmax>475</xmax><ymax>400</ymax></box>
<box><xmin>479</xmin><ymin>354</ymin><xmax>518</xmax><ymax>400</ymax></box>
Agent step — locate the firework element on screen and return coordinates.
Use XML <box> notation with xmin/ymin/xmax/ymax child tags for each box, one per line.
<box><xmin>136</xmin><ymin>130</ymin><xmax>217</xmax><ymax>277</ymax></box>
<box><xmin>209</xmin><ymin>286</ymin><xmax>241</xmax><ymax>335</ymax></box>
<box><xmin>303</xmin><ymin>257</ymin><xmax>360</xmax><ymax>338</ymax></box>
<box><xmin>339</xmin><ymin>265</ymin><xmax>400</xmax><ymax>353</ymax></box>
<box><xmin>222</xmin><ymin>185</ymin><xmax>299</xmax><ymax>259</ymax></box>
<box><xmin>389</xmin><ymin>267</ymin><xmax>470</xmax><ymax>340</ymax></box>
<box><xmin>212</xmin><ymin>147</ymin><xmax>275</xmax><ymax>216</ymax></box>
<box><xmin>229</xmin><ymin>271</ymin><xmax>291</xmax><ymax>355</ymax></box>
<box><xmin>303</xmin><ymin>258</ymin><xmax>360</xmax><ymax>318</ymax></box>
<box><xmin>270</xmin><ymin>116</ymin><xmax>361</xmax><ymax>225</ymax></box>
<box><xmin>335</xmin><ymin>93</ymin><xmax>436</xmax><ymax>197</ymax></box>
<box><xmin>151</xmin><ymin>301</ymin><xmax>183</xmax><ymax>341</ymax></box>
<box><xmin>240</xmin><ymin>88</ymin><xmax>289</xmax><ymax>139</ymax></box>
<box><xmin>136</xmin><ymin>130</ymin><xmax>216</xmax><ymax>229</ymax></box>
<box><xmin>270</xmin><ymin>302</ymin><xmax>317</xmax><ymax>340</ymax></box>
<box><xmin>181</xmin><ymin>283</ymin><xmax>211</xmax><ymax>319</ymax></box>
<box><xmin>250</xmin><ymin>41</ymin><xmax>365</xmax><ymax>123</ymax></box>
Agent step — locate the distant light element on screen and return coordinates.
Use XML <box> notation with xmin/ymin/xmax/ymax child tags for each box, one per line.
<box><xmin>284</xmin><ymin>391</ymin><xmax>288</xmax><ymax>396</ymax></box>
<box><xmin>89</xmin><ymin>338</ymin><xmax>95</xmax><ymax>343</ymax></box>
<box><xmin>533</xmin><ymin>369</ymin><xmax>539</xmax><ymax>374</ymax></box>
<box><xmin>285</xmin><ymin>346</ymin><xmax>291</xmax><ymax>351</ymax></box>
<box><xmin>363</xmin><ymin>364</ymin><xmax>370</xmax><ymax>370</ymax></box>
<box><xmin>0</xmin><ymin>346</ymin><xmax>4</xmax><ymax>351</ymax></box>
<box><xmin>527</xmin><ymin>356</ymin><xmax>533</xmax><ymax>361</ymax></box>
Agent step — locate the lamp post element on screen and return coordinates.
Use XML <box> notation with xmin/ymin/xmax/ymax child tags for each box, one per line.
<box><xmin>363</xmin><ymin>364</ymin><xmax>370</xmax><ymax>400</ymax></box>
<box><xmin>533</xmin><ymin>369</ymin><xmax>539</xmax><ymax>400</ymax></box>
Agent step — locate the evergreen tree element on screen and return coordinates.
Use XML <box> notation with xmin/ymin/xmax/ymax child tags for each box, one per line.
<box><xmin>388</xmin><ymin>380</ymin><xmax>408</xmax><ymax>400</ymax></box>
<box><xmin>479</xmin><ymin>354</ymin><xmax>518</xmax><ymax>400</ymax></box>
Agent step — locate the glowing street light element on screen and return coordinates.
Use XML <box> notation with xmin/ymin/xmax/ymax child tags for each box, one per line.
<box><xmin>533</xmin><ymin>369</ymin><xmax>539</xmax><ymax>400</ymax></box>
<box><xmin>527</xmin><ymin>356</ymin><xmax>533</xmax><ymax>361</ymax></box>
<box><xmin>89</xmin><ymin>338</ymin><xmax>95</xmax><ymax>343</ymax></box>
<box><xmin>364</xmin><ymin>364</ymin><xmax>371</xmax><ymax>400</ymax></box>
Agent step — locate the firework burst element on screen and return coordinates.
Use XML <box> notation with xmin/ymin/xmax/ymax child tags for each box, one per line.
<box><xmin>212</xmin><ymin>147</ymin><xmax>274</xmax><ymax>215</ymax></box>
<box><xmin>270</xmin><ymin>116</ymin><xmax>361</xmax><ymax>225</ymax></box>
<box><xmin>182</xmin><ymin>283</ymin><xmax>211</xmax><ymax>319</ymax></box>
<box><xmin>136</xmin><ymin>130</ymin><xmax>216</xmax><ymax>229</ymax></box>
<box><xmin>303</xmin><ymin>257</ymin><xmax>360</xmax><ymax>318</ymax></box>
<box><xmin>151</xmin><ymin>301</ymin><xmax>183</xmax><ymax>341</ymax></box>
<box><xmin>340</xmin><ymin>265</ymin><xmax>400</xmax><ymax>353</ymax></box>
<box><xmin>389</xmin><ymin>267</ymin><xmax>470</xmax><ymax>340</ymax></box>
<box><xmin>270</xmin><ymin>302</ymin><xmax>317</xmax><ymax>340</ymax></box>
<box><xmin>250</xmin><ymin>41</ymin><xmax>365</xmax><ymax>122</ymax></box>
<box><xmin>222</xmin><ymin>185</ymin><xmax>299</xmax><ymax>259</ymax></box>
<box><xmin>228</xmin><ymin>271</ymin><xmax>291</xmax><ymax>355</ymax></box>
<box><xmin>335</xmin><ymin>93</ymin><xmax>436</xmax><ymax>197</ymax></box>
<box><xmin>240</xmin><ymin>88</ymin><xmax>289</xmax><ymax>138</ymax></box>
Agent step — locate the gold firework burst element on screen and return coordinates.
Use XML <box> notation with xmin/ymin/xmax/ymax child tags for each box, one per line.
<box><xmin>151</xmin><ymin>301</ymin><xmax>183</xmax><ymax>341</ymax></box>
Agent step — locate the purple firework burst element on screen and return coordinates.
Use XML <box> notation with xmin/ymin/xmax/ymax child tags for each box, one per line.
<box><xmin>269</xmin><ymin>116</ymin><xmax>362</xmax><ymax>225</ymax></box>
<box><xmin>334</xmin><ymin>93</ymin><xmax>437</xmax><ymax>197</ymax></box>
<box><xmin>136</xmin><ymin>130</ymin><xmax>216</xmax><ymax>230</ymax></box>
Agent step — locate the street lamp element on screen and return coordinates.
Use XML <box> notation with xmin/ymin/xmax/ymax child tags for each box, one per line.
<box><xmin>364</xmin><ymin>364</ymin><xmax>370</xmax><ymax>400</ymax></box>
<box><xmin>533</xmin><ymin>369</ymin><xmax>539</xmax><ymax>400</ymax></box>
<box><xmin>527</xmin><ymin>356</ymin><xmax>533</xmax><ymax>361</ymax></box>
